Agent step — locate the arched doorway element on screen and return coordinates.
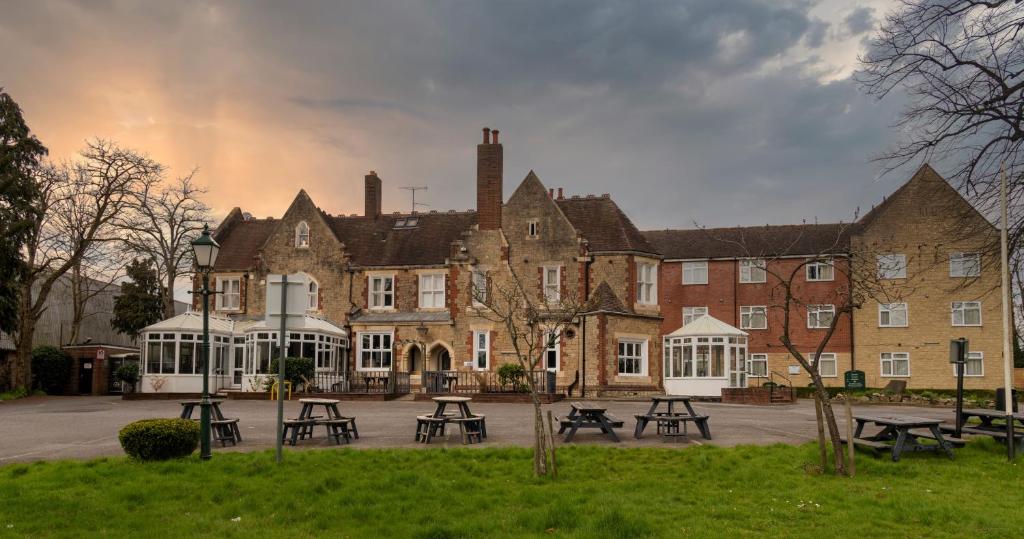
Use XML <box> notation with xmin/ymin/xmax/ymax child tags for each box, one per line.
<box><xmin>407</xmin><ymin>346</ymin><xmax>422</xmax><ymax>373</ymax></box>
<box><xmin>426</xmin><ymin>343</ymin><xmax>453</xmax><ymax>371</ymax></box>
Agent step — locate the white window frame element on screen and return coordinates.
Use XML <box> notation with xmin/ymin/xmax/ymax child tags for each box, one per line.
<box><xmin>617</xmin><ymin>339</ymin><xmax>647</xmax><ymax>376</ymax></box>
<box><xmin>740</xmin><ymin>306</ymin><xmax>767</xmax><ymax>330</ymax></box>
<box><xmin>473</xmin><ymin>330</ymin><xmax>490</xmax><ymax>371</ymax></box>
<box><xmin>682</xmin><ymin>306</ymin><xmax>708</xmax><ymax>326</ymax></box>
<box><xmin>295</xmin><ymin>221</ymin><xmax>310</xmax><ymax>248</ymax></box>
<box><xmin>877</xmin><ymin>254</ymin><xmax>907</xmax><ymax>279</ymax></box>
<box><xmin>418</xmin><ymin>273</ymin><xmax>446</xmax><ymax>309</ymax></box>
<box><xmin>950</xmin><ymin>252</ymin><xmax>981</xmax><ymax>278</ymax></box>
<box><xmin>952</xmin><ymin>301</ymin><xmax>982</xmax><ymax>326</ymax></box>
<box><xmin>544</xmin><ymin>330</ymin><xmax>560</xmax><ymax>372</ymax></box>
<box><xmin>543</xmin><ymin>265</ymin><xmax>561</xmax><ymax>304</ymax></box>
<box><xmin>307</xmin><ymin>279</ymin><xmax>319</xmax><ymax>311</ymax></box>
<box><xmin>880</xmin><ymin>351</ymin><xmax>910</xmax><ymax>377</ymax></box>
<box><xmin>953</xmin><ymin>351</ymin><xmax>984</xmax><ymax>377</ymax></box>
<box><xmin>810</xmin><ymin>352</ymin><xmax>838</xmax><ymax>378</ymax></box>
<box><xmin>739</xmin><ymin>259</ymin><xmax>767</xmax><ymax>283</ymax></box>
<box><xmin>807</xmin><ymin>304</ymin><xmax>835</xmax><ymax>329</ymax></box>
<box><xmin>527</xmin><ymin>220</ymin><xmax>539</xmax><ymax>239</ymax></box>
<box><xmin>806</xmin><ymin>258</ymin><xmax>834</xmax><ymax>281</ymax></box>
<box><xmin>747</xmin><ymin>353</ymin><xmax>768</xmax><ymax>378</ymax></box>
<box><xmin>471</xmin><ymin>269</ymin><xmax>487</xmax><ymax>306</ymax></box>
<box><xmin>878</xmin><ymin>303</ymin><xmax>908</xmax><ymax>328</ymax></box>
<box><xmin>682</xmin><ymin>261</ymin><xmax>708</xmax><ymax>285</ymax></box>
<box><xmin>369</xmin><ymin>275</ymin><xmax>394</xmax><ymax>310</ymax></box>
<box><xmin>357</xmin><ymin>332</ymin><xmax>393</xmax><ymax>371</ymax></box>
<box><xmin>216</xmin><ymin>276</ymin><xmax>241</xmax><ymax>311</ymax></box>
<box><xmin>636</xmin><ymin>262</ymin><xmax>657</xmax><ymax>305</ymax></box>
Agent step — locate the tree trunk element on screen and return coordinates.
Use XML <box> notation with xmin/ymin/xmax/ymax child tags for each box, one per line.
<box><xmin>11</xmin><ymin>286</ymin><xmax>36</xmax><ymax>390</ymax></box>
<box><xmin>163</xmin><ymin>269</ymin><xmax>177</xmax><ymax>319</ymax></box>
<box><xmin>809</xmin><ymin>373</ymin><xmax>846</xmax><ymax>475</ymax></box>
<box><xmin>813</xmin><ymin>393</ymin><xmax>828</xmax><ymax>472</ymax></box>
<box><xmin>531</xmin><ymin>393</ymin><xmax>549</xmax><ymax>476</ymax></box>
<box><xmin>69</xmin><ymin>263</ymin><xmax>84</xmax><ymax>345</ymax></box>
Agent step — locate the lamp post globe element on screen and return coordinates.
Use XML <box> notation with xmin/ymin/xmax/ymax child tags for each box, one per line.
<box><xmin>191</xmin><ymin>224</ymin><xmax>220</xmax><ymax>460</ymax></box>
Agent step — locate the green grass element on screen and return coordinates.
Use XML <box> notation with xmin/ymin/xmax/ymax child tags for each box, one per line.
<box><xmin>1</xmin><ymin>441</ymin><xmax>1022</xmax><ymax>538</ymax></box>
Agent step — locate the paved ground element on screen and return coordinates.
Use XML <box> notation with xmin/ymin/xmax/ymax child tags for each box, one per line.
<box><xmin>0</xmin><ymin>396</ymin><xmax>955</xmax><ymax>463</ymax></box>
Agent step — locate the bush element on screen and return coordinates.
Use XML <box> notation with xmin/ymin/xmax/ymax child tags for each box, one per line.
<box><xmin>119</xmin><ymin>418</ymin><xmax>199</xmax><ymax>461</ymax></box>
<box><xmin>267</xmin><ymin>357</ymin><xmax>316</xmax><ymax>387</ymax></box>
<box><xmin>497</xmin><ymin>363</ymin><xmax>528</xmax><ymax>392</ymax></box>
<box><xmin>31</xmin><ymin>346</ymin><xmax>72</xmax><ymax>395</ymax></box>
<box><xmin>115</xmin><ymin>362</ymin><xmax>140</xmax><ymax>392</ymax></box>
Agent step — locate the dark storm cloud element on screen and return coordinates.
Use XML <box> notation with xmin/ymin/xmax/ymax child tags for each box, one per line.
<box><xmin>0</xmin><ymin>0</ymin><xmax>906</xmax><ymax>229</ymax></box>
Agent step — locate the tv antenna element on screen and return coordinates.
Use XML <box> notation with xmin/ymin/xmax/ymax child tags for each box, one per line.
<box><xmin>400</xmin><ymin>186</ymin><xmax>429</xmax><ymax>213</ymax></box>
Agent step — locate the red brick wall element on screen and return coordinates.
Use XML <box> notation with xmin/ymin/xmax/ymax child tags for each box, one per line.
<box><xmin>476</xmin><ymin>140</ymin><xmax>503</xmax><ymax>230</ymax></box>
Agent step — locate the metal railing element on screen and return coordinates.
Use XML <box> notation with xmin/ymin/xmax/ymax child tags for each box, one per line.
<box><xmin>310</xmin><ymin>371</ymin><xmax>411</xmax><ymax>394</ymax></box>
<box><xmin>754</xmin><ymin>370</ymin><xmax>795</xmax><ymax>402</ymax></box>
<box><xmin>420</xmin><ymin>370</ymin><xmax>557</xmax><ymax>394</ymax></box>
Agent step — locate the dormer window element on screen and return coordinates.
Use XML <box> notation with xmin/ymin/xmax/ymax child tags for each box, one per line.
<box><xmin>295</xmin><ymin>221</ymin><xmax>310</xmax><ymax>248</ymax></box>
<box><xmin>307</xmin><ymin>280</ymin><xmax>319</xmax><ymax>311</ymax></box>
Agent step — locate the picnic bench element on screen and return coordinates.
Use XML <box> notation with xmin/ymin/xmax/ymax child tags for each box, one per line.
<box><xmin>179</xmin><ymin>399</ymin><xmax>241</xmax><ymax>447</ymax></box>
<box><xmin>282</xmin><ymin>398</ymin><xmax>358</xmax><ymax>446</ymax></box>
<box><xmin>556</xmin><ymin>401</ymin><xmax>624</xmax><ymax>443</ymax></box>
<box><xmin>842</xmin><ymin>415</ymin><xmax>956</xmax><ymax>461</ymax></box>
<box><xmin>415</xmin><ymin>396</ymin><xmax>487</xmax><ymax>444</ymax></box>
<box><xmin>633</xmin><ymin>395</ymin><xmax>711</xmax><ymax>441</ymax></box>
<box><xmin>939</xmin><ymin>408</ymin><xmax>1024</xmax><ymax>452</ymax></box>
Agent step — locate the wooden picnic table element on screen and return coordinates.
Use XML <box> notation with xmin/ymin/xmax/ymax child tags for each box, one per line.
<box><xmin>847</xmin><ymin>415</ymin><xmax>955</xmax><ymax>462</ymax></box>
<box><xmin>949</xmin><ymin>408</ymin><xmax>1024</xmax><ymax>452</ymax></box>
<box><xmin>557</xmin><ymin>401</ymin><xmax>624</xmax><ymax>443</ymax></box>
<box><xmin>179</xmin><ymin>398</ymin><xmax>226</xmax><ymax>420</ymax></box>
<box><xmin>633</xmin><ymin>395</ymin><xmax>711</xmax><ymax>440</ymax></box>
<box><xmin>431</xmin><ymin>395</ymin><xmax>474</xmax><ymax>419</ymax></box>
<box><xmin>282</xmin><ymin>398</ymin><xmax>358</xmax><ymax>446</ymax></box>
<box><xmin>415</xmin><ymin>396</ymin><xmax>486</xmax><ymax>444</ymax></box>
<box><xmin>179</xmin><ymin>399</ymin><xmax>241</xmax><ymax>446</ymax></box>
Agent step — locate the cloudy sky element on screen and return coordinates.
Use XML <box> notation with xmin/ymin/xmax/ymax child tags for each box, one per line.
<box><xmin>0</xmin><ymin>0</ymin><xmax>909</xmax><ymax>230</ymax></box>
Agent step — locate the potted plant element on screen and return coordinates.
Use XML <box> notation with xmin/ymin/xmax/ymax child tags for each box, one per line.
<box><xmin>115</xmin><ymin>362</ymin><xmax>140</xmax><ymax>393</ymax></box>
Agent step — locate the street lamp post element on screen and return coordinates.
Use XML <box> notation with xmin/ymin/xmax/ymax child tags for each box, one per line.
<box><xmin>191</xmin><ymin>224</ymin><xmax>220</xmax><ymax>461</ymax></box>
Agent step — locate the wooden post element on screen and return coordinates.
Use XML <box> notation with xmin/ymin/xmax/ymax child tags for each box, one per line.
<box><xmin>845</xmin><ymin>396</ymin><xmax>855</xmax><ymax>477</ymax></box>
<box><xmin>547</xmin><ymin>410</ymin><xmax>558</xmax><ymax>479</ymax></box>
<box><xmin>814</xmin><ymin>393</ymin><xmax>827</xmax><ymax>472</ymax></box>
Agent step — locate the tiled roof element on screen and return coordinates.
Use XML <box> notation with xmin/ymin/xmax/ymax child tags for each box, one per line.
<box><xmin>324</xmin><ymin>211</ymin><xmax>477</xmax><ymax>267</ymax></box>
<box><xmin>585</xmin><ymin>281</ymin><xmax>629</xmax><ymax>314</ymax></box>
<box><xmin>642</xmin><ymin>223</ymin><xmax>853</xmax><ymax>260</ymax></box>
<box><xmin>555</xmin><ymin>196</ymin><xmax>658</xmax><ymax>255</ymax></box>
<box><xmin>349</xmin><ymin>311</ymin><xmax>452</xmax><ymax>324</ymax></box>
<box><xmin>213</xmin><ymin>218</ymin><xmax>277</xmax><ymax>271</ymax></box>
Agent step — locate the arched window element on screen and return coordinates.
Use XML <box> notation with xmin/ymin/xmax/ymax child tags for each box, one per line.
<box><xmin>307</xmin><ymin>280</ymin><xmax>319</xmax><ymax>311</ymax></box>
<box><xmin>295</xmin><ymin>221</ymin><xmax>310</xmax><ymax>248</ymax></box>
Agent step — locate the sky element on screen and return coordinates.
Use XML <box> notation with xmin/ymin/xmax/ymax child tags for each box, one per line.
<box><xmin>0</xmin><ymin>0</ymin><xmax>910</xmax><ymax>230</ymax></box>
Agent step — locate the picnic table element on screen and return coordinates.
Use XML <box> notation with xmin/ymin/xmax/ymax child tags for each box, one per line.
<box><xmin>179</xmin><ymin>399</ymin><xmax>241</xmax><ymax>446</ymax></box>
<box><xmin>415</xmin><ymin>396</ymin><xmax>486</xmax><ymax>444</ymax></box>
<box><xmin>845</xmin><ymin>415</ymin><xmax>956</xmax><ymax>461</ymax></box>
<box><xmin>557</xmin><ymin>401</ymin><xmax>624</xmax><ymax>443</ymax></box>
<box><xmin>946</xmin><ymin>408</ymin><xmax>1024</xmax><ymax>452</ymax></box>
<box><xmin>282</xmin><ymin>398</ymin><xmax>358</xmax><ymax>446</ymax></box>
<box><xmin>633</xmin><ymin>395</ymin><xmax>711</xmax><ymax>440</ymax></box>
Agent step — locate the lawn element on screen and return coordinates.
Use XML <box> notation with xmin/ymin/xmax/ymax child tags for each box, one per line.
<box><xmin>1</xmin><ymin>441</ymin><xmax>1022</xmax><ymax>538</ymax></box>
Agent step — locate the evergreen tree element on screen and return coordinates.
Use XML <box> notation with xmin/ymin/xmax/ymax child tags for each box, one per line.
<box><xmin>111</xmin><ymin>259</ymin><xmax>166</xmax><ymax>338</ymax></box>
<box><xmin>0</xmin><ymin>89</ymin><xmax>46</xmax><ymax>333</ymax></box>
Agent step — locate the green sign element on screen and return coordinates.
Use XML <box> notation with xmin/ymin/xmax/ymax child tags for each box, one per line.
<box><xmin>844</xmin><ymin>370</ymin><xmax>866</xmax><ymax>390</ymax></box>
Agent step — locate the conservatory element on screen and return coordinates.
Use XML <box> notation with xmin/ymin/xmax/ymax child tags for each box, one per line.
<box><xmin>663</xmin><ymin>315</ymin><xmax>748</xmax><ymax>397</ymax></box>
<box><xmin>138</xmin><ymin>311</ymin><xmax>348</xmax><ymax>394</ymax></box>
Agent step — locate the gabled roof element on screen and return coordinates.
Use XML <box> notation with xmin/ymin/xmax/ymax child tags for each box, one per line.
<box><xmin>323</xmin><ymin>211</ymin><xmax>477</xmax><ymax>267</ymax></box>
<box><xmin>213</xmin><ymin>217</ymin><xmax>277</xmax><ymax>271</ymax></box>
<box><xmin>585</xmin><ymin>281</ymin><xmax>629</xmax><ymax>314</ymax></box>
<box><xmin>666</xmin><ymin>314</ymin><xmax>747</xmax><ymax>337</ymax></box>
<box><xmin>556</xmin><ymin>196</ymin><xmax>658</xmax><ymax>255</ymax></box>
<box><xmin>642</xmin><ymin>223</ymin><xmax>852</xmax><ymax>260</ymax></box>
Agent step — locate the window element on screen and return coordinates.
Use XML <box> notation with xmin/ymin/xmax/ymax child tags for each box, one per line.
<box><xmin>747</xmin><ymin>353</ymin><xmax>768</xmax><ymax>378</ymax></box>
<box><xmin>740</xmin><ymin>306</ymin><xmax>767</xmax><ymax>330</ymax></box>
<box><xmin>881</xmin><ymin>352</ymin><xmax>910</xmax><ymax>377</ymax></box>
<box><xmin>618</xmin><ymin>340</ymin><xmax>647</xmax><ymax>375</ymax></box>
<box><xmin>878</xmin><ymin>303</ymin><xmax>908</xmax><ymax>327</ymax></box>
<box><xmin>216</xmin><ymin>277</ymin><xmax>241</xmax><ymax>310</ymax></box>
<box><xmin>473</xmin><ymin>331</ymin><xmax>490</xmax><ymax>370</ymax></box>
<box><xmin>545</xmin><ymin>330</ymin><xmax>560</xmax><ymax>372</ymax></box>
<box><xmin>295</xmin><ymin>221</ymin><xmax>310</xmax><ymax>248</ymax></box>
<box><xmin>471</xmin><ymin>269</ymin><xmax>487</xmax><ymax>306</ymax></box>
<box><xmin>636</xmin><ymin>262</ymin><xmax>657</xmax><ymax>305</ymax></box>
<box><xmin>528</xmin><ymin>220</ymin><xmax>539</xmax><ymax>238</ymax></box>
<box><xmin>682</xmin><ymin>306</ymin><xmax>708</xmax><ymax>326</ymax></box>
<box><xmin>957</xmin><ymin>351</ymin><xmax>984</xmax><ymax>377</ymax></box>
<box><xmin>739</xmin><ymin>259</ymin><xmax>766</xmax><ymax>283</ymax></box>
<box><xmin>811</xmin><ymin>352</ymin><xmax>837</xmax><ymax>377</ymax></box>
<box><xmin>359</xmin><ymin>332</ymin><xmax>392</xmax><ymax>370</ymax></box>
<box><xmin>877</xmin><ymin>254</ymin><xmax>907</xmax><ymax>279</ymax></box>
<box><xmin>307</xmin><ymin>280</ymin><xmax>319</xmax><ymax>311</ymax></box>
<box><xmin>952</xmin><ymin>301</ymin><xmax>982</xmax><ymax>326</ymax></box>
<box><xmin>807</xmin><ymin>304</ymin><xmax>835</xmax><ymax>329</ymax></box>
<box><xmin>950</xmin><ymin>252</ymin><xmax>981</xmax><ymax>277</ymax></box>
<box><xmin>419</xmin><ymin>273</ymin><xmax>446</xmax><ymax>309</ymax></box>
<box><xmin>806</xmin><ymin>258</ymin><xmax>834</xmax><ymax>281</ymax></box>
<box><xmin>682</xmin><ymin>261</ymin><xmax>708</xmax><ymax>284</ymax></box>
<box><xmin>369</xmin><ymin>276</ymin><xmax>394</xmax><ymax>309</ymax></box>
<box><xmin>543</xmin><ymin>266</ymin><xmax>561</xmax><ymax>303</ymax></box>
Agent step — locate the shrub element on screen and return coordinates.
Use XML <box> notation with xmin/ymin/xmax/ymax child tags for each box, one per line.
<box><xmin>31</xmin><ymin>346</ymin><xmax>72</xmax><ymax>395</ymax></box>
<box><xmin>497</xmin><ymin>363</ymin><xmax>528</xmax><ymax>392</ymax></box>
<box><xmin>115</xmin><ymin>362</ymin><xmax>140</xmax><ymax>392</ymax></box>
<box><xmin>119</xmin><ymin>418</ymin><xmax>199</xmax><ymax>461</ymax></box>
<box><xmin>267</xmin><ymin>357</ymin><xmax>316</xmax><ymax>387</ymax></box>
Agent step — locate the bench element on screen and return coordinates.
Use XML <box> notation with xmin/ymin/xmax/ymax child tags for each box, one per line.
<box><xmin>907</xmin><ymin>429</ymin><xmax>967</xmax><ymax>447</ymax></box>
<box><xmin>318</xmin><ymin>418</ymin><xmax>354</xmax><ymax>445</ymax></box>
<box><xmin>415</xmin><ymin>415</ymin><xmax>448</xmax><ymax>443</ymax></box>
<box><xmin>450</xmin><ymin>417</ymin><xmax>484</xmax><ymax>444</ymax></box>
<box><xmin>282</xmin><ymin>418</ymin><xmax>317</xmax><ymax>446</ymax></box>
<box><xmin>211</xmin><ymin>418</ymin><xmax>241</xmax><ymax>446</ymax></box>
<box><xmin>840</xmin><ymin>436</ymin><xmax>890</xmax><ymax>455</ymax></box>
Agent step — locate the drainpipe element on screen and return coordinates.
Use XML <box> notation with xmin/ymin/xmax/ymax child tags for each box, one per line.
<box><xmin>581</xmin><ymin>255</ymin><xmax>591</xmax><ymax>397</ymax></box>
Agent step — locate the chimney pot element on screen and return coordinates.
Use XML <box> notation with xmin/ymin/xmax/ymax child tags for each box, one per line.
<box><xmin>482</xmin><ymin>127</ymin><xmax>491</xmax><ymax>144</ymax></box>
<box><xmin>491</xmin><ymin>129</ymin><xmax>499</xmax><ymax>144</ymax></box>
<box><xmin>548</xmin><ymin>188</ymin><xmax>554</xmax><ymax>198</ymax></box>
<box><xmin>557</xmin><ymin>188</ymin><xmax>564</xmax><ymax>200</ymax></box>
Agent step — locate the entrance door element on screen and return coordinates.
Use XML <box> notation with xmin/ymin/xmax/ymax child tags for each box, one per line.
<box><xmin>438</xmin><ymin>349</ymin><xmax>451</xmax><ymax>371</ymax></box>
<box><xmin>408</xmin><ymin>347</ymin><xmax>421</xmax><ymax>373</ymax></box>
<box><xmin>78</xmin><ymin>359</ymin><xmax>94</xmax><ymax>394</ymax></box>
<box><xmin>232</xmin><ymin>345</ymin><xmax>245</xmax><ymax>388</ymax></box>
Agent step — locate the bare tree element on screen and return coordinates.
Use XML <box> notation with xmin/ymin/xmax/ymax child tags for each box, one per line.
<box><xmin>66</xmin><ymin>241</ymin><xmax>129</xmax><ymax>345</ymax></box>
<box><xmin>10</xmin><ymin>140</ymin><xmax>160</xmax><ymax>389</ymax></box>
<box><xmin>118</xmin><ymin>174</ymin><xmax>210</xmax><ymax>319</ymax></box>
<box><xmin>472</xmin><ymin>266</ymin><xmax>585</xmax><ymax>477</ymax></box>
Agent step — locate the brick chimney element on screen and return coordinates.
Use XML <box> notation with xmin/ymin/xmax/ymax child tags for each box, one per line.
<box><xmin>477</xmin><ymin>127</ymin><xmax>503</xmax><ymax>230</ymax></box>
<box><xmin>365</xmin><ymin>171</ymin><xmax>382</xmax><ymax>219</ymax></box>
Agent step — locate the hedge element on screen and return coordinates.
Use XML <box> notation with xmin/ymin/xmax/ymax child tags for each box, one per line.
<box><xmin>31</xmin><ymin>346</ymin><xmax>72</xmax><ymax>395</ymax></box>
<box><xmin>119</xmin><ymin>418</ymin><xmax>200</xmax><ymax>461</ymax></box>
